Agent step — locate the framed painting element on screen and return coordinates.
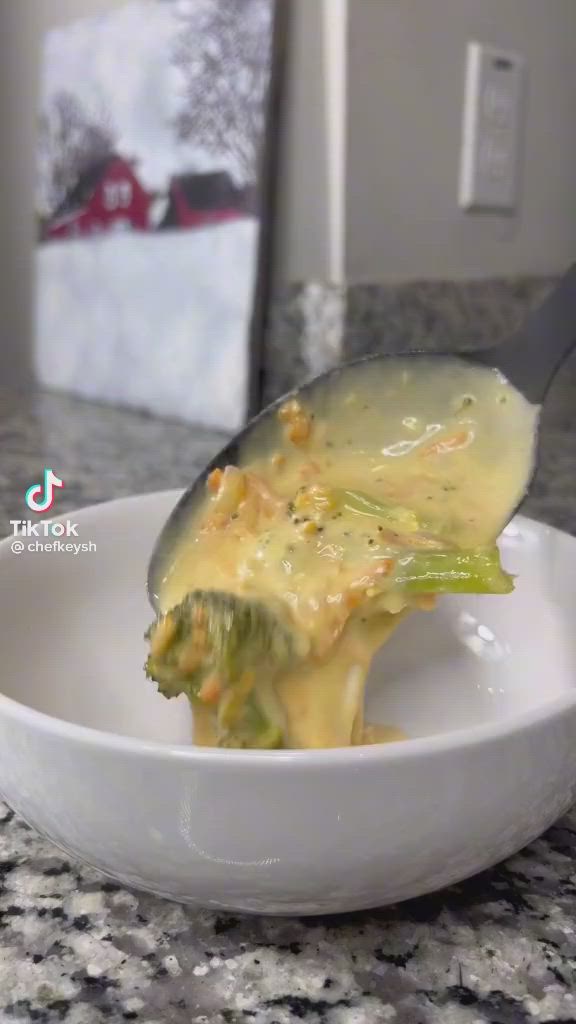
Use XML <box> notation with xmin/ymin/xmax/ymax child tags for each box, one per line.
<box><xmin>35</xmin><ymin>0</ymin><xmax>285</xmax><ymax>431</ymax></box>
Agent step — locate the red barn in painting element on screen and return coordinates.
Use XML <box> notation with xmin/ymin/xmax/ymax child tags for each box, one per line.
<box><xmin>44</xmin><ymin>155</ymin><xmax>152</xmax><ymax>240</ymax></box>
<box><xmin>159</xmin><ymin>171</ymin><xmax>249</xmax><ymax>231</ymax></box>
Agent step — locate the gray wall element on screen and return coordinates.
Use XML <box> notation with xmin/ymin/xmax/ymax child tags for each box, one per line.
<box><xmin>346</xmin><ymin>0</ymin><xmax>576</xmax><ymax>282</ymax></box>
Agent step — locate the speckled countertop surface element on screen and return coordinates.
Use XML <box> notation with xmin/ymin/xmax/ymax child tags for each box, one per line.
<box><xmin>1</xmin><ymin>387</ymin><xmax>576</xmax><ymax>1024</ymax></box>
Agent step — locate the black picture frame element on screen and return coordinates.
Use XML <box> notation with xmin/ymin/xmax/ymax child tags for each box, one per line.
<box><xmin>247</xmin><ymin>0</ymin><xmax>289</xmax><ymax>418</ymax></box>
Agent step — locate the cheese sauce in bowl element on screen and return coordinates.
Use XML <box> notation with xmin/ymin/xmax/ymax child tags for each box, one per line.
<box><xmin>148</xmin><ymin>356</ymin><xmax>538</xmax><ymax>750</ymax></box>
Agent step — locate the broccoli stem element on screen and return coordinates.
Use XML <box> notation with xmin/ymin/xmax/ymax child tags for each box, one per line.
<box><xmin>218</xmin><ymin>689</ymin><xmax>284</xmax><ymax>749</ymax></box>
<box><xmin>336</xmin><ymin>488</ymin><xmax>512</xmax><ymax>593</ymax></box>
<box><xmin>394</xmin><ymin>548</ymin><xmax>514</xmax><ymax>594</ymax></box>
<box><xmin>336</xmin><ymin>489</ymin><xmax>421</xmax><ymax>534</ymax></box>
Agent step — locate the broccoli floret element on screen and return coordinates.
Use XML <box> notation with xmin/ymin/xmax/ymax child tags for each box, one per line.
<box><xmin>145</xmin><ymin>590</ymin><xmax>300</xmax><ymax>748</ymax></box>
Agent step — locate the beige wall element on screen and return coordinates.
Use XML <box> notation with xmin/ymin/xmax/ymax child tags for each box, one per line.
<box><xmin>346</xmin><ymin>0</ymin><xmax>576</xmax><ymax>282</ymax></box>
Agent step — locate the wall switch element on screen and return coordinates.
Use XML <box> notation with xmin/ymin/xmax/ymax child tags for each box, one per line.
<box><xmin>458</xmin><ymin>41</ymin><xmax>525</xmax><ymax>211</ymax></box>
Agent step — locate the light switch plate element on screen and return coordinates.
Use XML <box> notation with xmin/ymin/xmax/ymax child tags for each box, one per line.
<box><xmin>459</xmin><ymin>41</ymin><xmax>525</xmax><ymax>211</ymax></box>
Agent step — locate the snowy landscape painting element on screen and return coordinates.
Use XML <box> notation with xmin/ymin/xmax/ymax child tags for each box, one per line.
<box><xmin>35</xmin><ymin>0</ymin><xmax>279</xmax><ymax>430</ymax></box>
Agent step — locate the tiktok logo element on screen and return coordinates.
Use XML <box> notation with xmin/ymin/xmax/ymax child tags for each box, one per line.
<box><xmin>25</xmin><ymin>468</ymin><xmax>64</xmax><ymax>513</ymax></box>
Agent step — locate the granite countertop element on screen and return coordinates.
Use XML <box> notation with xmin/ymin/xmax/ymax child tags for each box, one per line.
<box><xmin>1</xmin><ymin>387</ymin><xmax>576</xmax><ymax>1024</ymax></box>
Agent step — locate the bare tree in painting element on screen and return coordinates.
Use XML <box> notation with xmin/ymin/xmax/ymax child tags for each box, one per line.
<box><xmin>173</xmin><ymin>0</ymin><xmax>272</xmax><ymax>185</ymax></box>
<box><xmin>38</xmin><ymin>90</ymin><xmax>116</xmax><ymax>216</ymax></box>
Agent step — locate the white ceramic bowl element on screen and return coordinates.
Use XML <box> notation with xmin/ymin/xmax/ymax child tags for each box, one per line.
<box><xmin>0</xmin><ymin>491</ymin><xmax>575</xmax><ymax>915</ymax></box>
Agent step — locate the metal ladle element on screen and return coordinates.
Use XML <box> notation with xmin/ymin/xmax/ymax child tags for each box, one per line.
<box><xmin>148</xmin><ymin>262</ymin><xmax>576</xmax><ymax>611</ymax></box>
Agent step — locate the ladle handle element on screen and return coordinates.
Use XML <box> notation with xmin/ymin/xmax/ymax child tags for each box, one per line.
<box><xmin>474</xmin><ymin>262</ymin><xmax>576</xmax><ymax>404</ymax></box>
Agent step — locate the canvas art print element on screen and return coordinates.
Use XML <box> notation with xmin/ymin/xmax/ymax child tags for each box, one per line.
<box><xmin>35</xmin><ymin>0</ymin><xmax>278</xmax><ymax>430</ymax></box>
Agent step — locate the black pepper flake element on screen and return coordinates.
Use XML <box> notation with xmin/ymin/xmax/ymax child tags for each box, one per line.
<box><xmin>317</xmin><ymin>527</ymin><xmax>324</xmax><ymax>533</ymax></box>
<box><xmin>377</xmin><ymin>525</ymin><xmax>383</xmax><ymax>531</ymax></box>
<box><xmin>287</xmin><ymin>544</ymin><xmax>295</xmax><ymax>553</ymax></box>
<box><xmin>231</xmin><ymin>512</ymin><xmax>239</xmax><ymax>520</ymax></box>
<box><xmin>368</xmin><ymin>539</ymin><xmax>375</xmax><ymax>545</ymax></box>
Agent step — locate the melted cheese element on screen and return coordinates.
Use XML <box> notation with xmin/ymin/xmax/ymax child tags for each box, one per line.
<box><xmin>158</xmin><ymin>357</ymin><xmax>537</xmax><ymax>748</ymax></box>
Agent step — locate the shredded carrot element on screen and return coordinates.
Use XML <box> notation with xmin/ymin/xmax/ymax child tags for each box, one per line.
<box><xmin>207</xmin><ymin>468</ymin><xmax>223</xmax><ymax>493</ymax></box>
<box><xmin>149</xmin><ymin>613</ymin><xmax>176</xmax><ymax>658</ymax></box>
<box><xmin>245</xmin><ymin>472</ymin><xmax>285</xmax><ymax>515</ymax></box>
<box><xmin>278</xmin><ymin>399</ymin><xmax>312</xmax><ymax>444</ymax></box>
<box><xmin>178</xmin><ymin>645</ymin><xmax>202</xmax><ymax>674</ymax></box>
<box><xmin>278</xmin><ymin>399</ymin><xmax>303</xmax><ymax>424</ymax></box>
<box><xmin>343</xmin><ymin>560</ymin><xmax>394</xmax><ymax>609</ymax></box>
<box><xmin>299</xmin><ymin>460</ymin><xmax>321</xmax><ymax>481</ymax></box>
<box><xmin>374</xmin><ymin>558</ymin><xmax>393</xmax><ymax>576</ymax></box>
<box><xmin>192</xmin><ymin>606</ymin><xmax>206</xmax><ymax>626</ymax></box>
<box><xmin>198</xmin><ymin>675</ymin><xmax>221</xmax><ymax>705</ymax></box>
<box><xmin>236</xmin><ymin>496</ymin><xmax>259</xmax><ymax>530</ymax></box>
<box><xmin>407</xmin><ymin>533</ymin><xmax>452</xmax><ymax>550</ymax></box>
<box><xmin>286</xmin><ymin>416</ymin><xmax>311</xmax><ymax>445</ymax></box>
<box><xmin>201</xmin><ymin>511</ymin><xmax>228</xmax><ymax>532</ymax></box>
<box><xmin>422</xmin><ymin>430</ymin><xmax>471</xmax><ymax>456</ymax></box>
